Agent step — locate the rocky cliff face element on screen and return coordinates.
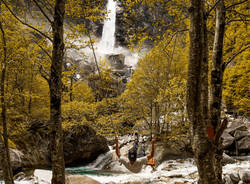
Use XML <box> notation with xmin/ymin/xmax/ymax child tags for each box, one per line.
<box><xmin>9</xmin><ymin>122</ymin><xmax>109</xmax><ymax>171</ymax></box>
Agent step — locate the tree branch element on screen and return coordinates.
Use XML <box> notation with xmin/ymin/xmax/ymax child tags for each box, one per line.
<box><xmin>32</xmin><ymin>0</ymin><xmax>53</xmax><ymax>24</ymax></box>
<box><xmin>86</xmin><ymin>27</ymin><xmax>101</xmax><ymax>78</ymax></box>
<box><xmin>38</xmin><ymin>0</ymin><xmax>54</xmax><ymax>15</ymax></box>
<box><xmin>214</xmin><ymin>118</ymin><xmax>228</xmax><ymax>145</ymax></box>
<box><xmin>32</xmin><ymin>39</ymin><xmax>52</xmax><ymax>60</ymax></box>
<box><xmin>0</xmin><ymin>0</ymin><xmax>52</xmax><ymax>42</ymax></box>
<box><xmin>223</xmin><ymin>45</ymin><xmax>250</xmax><ymax>70</ymax></box>
<box><xmin>226</xmin><ymin>0</ymin><xmax>248</xmax><ymax>10</ymax></box>
<box><xmin>226</xmin><ymin>19</ymin><xmax>250</xmax><ymax>24</ymax></box>
<box><xmin>206</xmin><ymin>0</ymin><xmax>221</xmax><ymax>18</ymax></box>
<box><xmin>162</xmin><ymin>29</ymin><xmax>189</xmax><ymax>52</ymax></box>
<box><xmin>227</xmin><ymin>9</ymin><xmax>250</xmax><ymax>17</ymax></box>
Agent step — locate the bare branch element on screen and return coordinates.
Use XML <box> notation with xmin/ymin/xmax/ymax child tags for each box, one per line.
<box><xmin>38</xmin><ymin>0</ymin><xmax>54</xmax><ymax>15</ymax></box>
<box><xmin>0</xmin><ymin>0</ymin><xmax>52</xmax><ymax>42</ymax></box>
<box><xmin>226</xmin><ymin>0</ymin><xmax>248</xmax><ymax>10</ymax></box>
<box><xmin>43</xmin><ymin>0</ymin><xmax>53</xmax><ymax>9</ymax></box>
<box><xmin>226</xmin><ymin>19</ymin><xmax>250</xmax><ymax>24</ymax></box>
<box><xmin>86</xmin><ymin>25</ymin><xmax>101</xmax><ymax>78</ymax></box>
<box><xmin>206</xmin><ymin>0</ymin><xmax>221</xmax><ymax>18</ymax></box>
<box><xmin>227</xmin><ymin>9</ymin><xmax>250</xmax><ymax>17</ymax></box>
<box><xmin>32</xmin><ymin>0</ymin><xmax>53</xmax><ymax>24</ymax></box>
<box><xmin>32</xmin><ymin>39</ymin><xmax>52</xmax><ymax>60</ymax></box>
<box><xmin>162</xmin><ymin>29</ymin><xmax>189</xmax><ymax>52</ymax></box>
<box><xmin>223</xmin><ymin>45</ymin><xmax>250</xmax><ymax>70</ymax></box>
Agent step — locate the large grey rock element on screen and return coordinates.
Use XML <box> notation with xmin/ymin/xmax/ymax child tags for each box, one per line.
<box><xmin>223</xmin><ymin>117</ymin><xmax>250</xmax><ymax>156</ymax></box>
<box><xmin>237</xmin><ymin>135</ymin><xmax>250</xmax><ymax>153</ymax></box>
<box><xmin>106</xmin><ymin>54</ymin><xmax>125</xmax><ymax>69</ymax></box>
<box><xmin>228</xmin><ymin>125</ymin><xmax>248</xmax><ymax>136</ymax></box>
<box><xmin>12</xmin><ymin>123</ymin><xmax>109</xmax><ymax>169</ymax></box>
<box><xmin>63</xmin><ymin>125</ymin><xmax>109</xmax><ymax>166</ymax></box>
<box><xmin>222</xmin><ymin>153</ymin><xmax>236</xmax><ymax>165</ymax></box>
<box><xmin>227</xmin><ymin>119</ymin><xmax>243</xmax><ymax>128</ymax></box>
<box><xmin>229</xmin><ymin>172</ymin><xmax>240</xmax><ymax>183</ymax></box>
<box><xmin>222</xmin><ymin>132</ymin><xmax>235</xmax><ymax>149</ymax></box>
<box><xmin>66</xmin><ymin>175</ymin><xmax>101</xmax><ymax>184</ymax></box>
<box><xmin>224</xmin><ymin>175</ymin><xmax>234</xmax><ymax>184</ymax></box>
<box><xmin>239</xmin><ymin>169</ymin><xmax>250</xmax><ymax>183</ymax></box>
<box><xmin>0</xmin><ymin>148</ymin><xmax>24</xmax><ymax>173</ymax></box>
<box><xmin>9</xmin><ymin>148</ymin><xmax>24</xmax><ymax>171</ymax></box>
<box><xmin>234</xmin><ymin>130</ymin><xmax>249</xmax><ymax>140</ymax></box>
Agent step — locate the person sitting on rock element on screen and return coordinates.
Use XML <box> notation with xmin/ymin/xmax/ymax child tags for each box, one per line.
<box><xmin>115</xmin><ymin>135</ymin><xmax>155</xmax><ymax>173</ymax></box>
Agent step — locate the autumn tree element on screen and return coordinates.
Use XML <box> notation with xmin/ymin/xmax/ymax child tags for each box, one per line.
<box><xmin>121</xmin><ymin>32</ymin><xmax>188</xmax><ymax>139</ymax></box>
<box><xmin>223</xmin><ymin>57</ymin><xmax>249</xmax><ymax>116</ymax></box>
<box><xmin>119</xmin><ymin>0</ymin><xmax>189</xmax><ymax>48</ymax></box>
<box><xmin>0</xmin><ymin>18</ymin><xmax>14</xmax><ymax>184</ymax></box>
<box><xmin>0</xmin><ymin>0</ymin><xmax>66</xmax><ymax>183</ymax></box>
<box><xmin>208</xmin><ymin>0</ymin><xmax>248</xmax><ymax>182</ymax></box>
<box><xmin>222</xmin><ymin>0</ymin><xmax>249</xmax><ymax>116</ymax></box>
<box><xmin>187</xmin><ymin>0</ymin><xmax>249</xmax><ymax>183</ymax></box>
<box><xmin>0</xmin><ymin>4</ymin><xmax>38</xmax><ymax>183</ymax></box>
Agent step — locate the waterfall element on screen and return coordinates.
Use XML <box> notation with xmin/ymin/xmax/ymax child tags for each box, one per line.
<box><xmin>100</xmin><ymin>0</ymin><xmax>117</xmax><ymax>53</ymax></box>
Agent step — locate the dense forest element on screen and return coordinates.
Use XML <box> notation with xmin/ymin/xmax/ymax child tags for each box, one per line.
<box><xmin>0</xmin><ymin>0</ymin><xmax>249</xmax><ymax>184</ymax></box>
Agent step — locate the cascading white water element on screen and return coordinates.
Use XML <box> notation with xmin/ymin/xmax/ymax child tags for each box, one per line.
<box><xmin>99</xmin><ymin>0</ymin><xmax>117</xmax><ymax>53</ymax></box>
<box><xmin>96</xmin><ymin>0</ymin><xmax>140</xmax><ymax>68</ymax></box>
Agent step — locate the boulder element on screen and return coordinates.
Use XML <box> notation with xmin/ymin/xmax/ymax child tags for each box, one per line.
<box><xmin>227</xmin><ymin>119</ymin><xmax>243</xmax><ymax>128</ymax></box>
<box><xmin>229</xmin><ymin>172</ymin><xmax>240</xmax><ymax>183</ymax></box>
<box><xmin>239</xmin><ymin>169</ymin><xmax>250</xmax><ymax>183</ymax></box>
<box><xmin>66</xmin><ymin>175</ymin><xmax>101</xmax><ymax>184</ymax></box>
<box><xmin>237</xmin><ymin>135</ymin><xmax>250</xmax><ymax>153</ymax></box>
<box><xmin>63</xmin><ymin>125</ymin><xmax>109</xmax><ymax>166</ymax></box>
<box><xmin>228</xmin><ymin>125</ymin><xmax>248</xmax><ymax>136</ymax></box>
<box><xmin>234</xmin><ymin>130</ymin><xmax>249</xmax><ymax>140</ymax></box>
<box><xmin>12</xmin><ymin>129</ymin><xmax>51</xmax><ymax>168</ymax></box>
<box><xmin>153</xmin><ymin>141</ymin><xmax>192</xmax><ymax>162</ymax></box>
<box><xmin>223</xmin><ymin>117</ymin><xmax>250</xmax><ymax>156</ymax></box>
<box><xmin>9</xmin><ymin>148</ymin><xmax>24</xmax><ymax>174</ymax></box>
<box><xmin>223</xmin><ymin>175</ymin><xmax>234</xmax><ymax>184</ymax></box>
<box><xmin>34</xmin><ymin>169</ymin><xmax>51</xmax><ymax>183</ymax></box>
<box><xmin>222</xmin><ymin>132</ymin><xmax>235</xmax><ymax>149</ymax></box>
<box><xmin>13</xmin><ymin>172</ymin><xmax>26</xmax><ymax>181</ymax></box>
<box><xmin>222</xmin><ymin>153</ymin><xmax>236</xmax><ymax>165</ymax></box>
<box><xmin>12</xmin><ymin>124</ymin><xmax>109</xmax><ymax>169</ymax></box>
<box><xmin>106</xmin><ymin>54</ymin><xmax>125</xmax><ymax>70</ymax></box>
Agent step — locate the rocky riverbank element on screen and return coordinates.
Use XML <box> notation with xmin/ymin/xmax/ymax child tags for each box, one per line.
<box><xmin>2</xmin><ymin>124</ymin><xmax>109</xmax><ymax>173</ymax></box>
<box><xmin>10</xmin><ymin>155</ymin><xmax>250</xmax><ymax>184</ymax></box>
<box><xmin>1</xmin><ymin>116</ymin><xmax>249</xmax><ymax>183</ymax></box>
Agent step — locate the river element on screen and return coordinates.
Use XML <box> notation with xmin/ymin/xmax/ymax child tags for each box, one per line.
<box><xmin>6</xmin><ymin>155</ymin><xmax>249</xmax><ymax>184</ymax></box>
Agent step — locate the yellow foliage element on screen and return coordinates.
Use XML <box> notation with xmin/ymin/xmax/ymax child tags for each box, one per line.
<box><xmin>223</xmin><ymin>56</ymin><xmax>250</xmax><ymax>115</ymax></box>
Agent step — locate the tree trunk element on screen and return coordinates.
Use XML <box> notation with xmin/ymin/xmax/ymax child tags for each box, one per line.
<box><xmin>50</xmin><ymin>1</ymin><xmax>66</xmax><ymax>184</ymax></box>
<box><xmin>0</xmin><ymin>21</ymin><xmax>14</xmax><ymax>184</ymax></box>
<box><xmin>187</xmin><ymin>0</ymin><xmax>218</xmax><ymax>183</ymax></box>
<box><xmin>210</xmin><ymin>0</ymin><xmax>226</xmax><ymax>183</ymax></box>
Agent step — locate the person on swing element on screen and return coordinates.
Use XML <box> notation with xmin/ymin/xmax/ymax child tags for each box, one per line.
<box><xmin>115</xmin><ymin>135</ymin><xmax>155</xmax><ymax>173</ymax></box>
